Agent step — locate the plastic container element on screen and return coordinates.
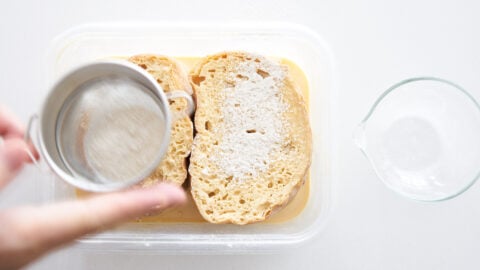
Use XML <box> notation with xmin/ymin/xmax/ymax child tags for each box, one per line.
<box><xmin>46</xmin><ymin>22</ymin><xmax>335</xmax><ymax>253</ymax></box>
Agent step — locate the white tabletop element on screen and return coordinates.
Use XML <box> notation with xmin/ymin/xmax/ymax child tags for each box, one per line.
<box><xmin>2</xmin><ymin>0</ymin><xmax>480</xmax><ymax>269</ymax></box>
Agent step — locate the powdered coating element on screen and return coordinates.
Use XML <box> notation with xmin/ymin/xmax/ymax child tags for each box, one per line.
<box><xmin>212</xmin><ymin>59</ymin><xmax>288</xmax><ymax>181</ymax></box>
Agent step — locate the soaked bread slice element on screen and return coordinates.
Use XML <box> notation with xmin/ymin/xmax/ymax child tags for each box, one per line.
<box><xmin>189</xmin><ymin>52</ymin><xmax>312</xmax><ymax>224</ymax></box>
<box><xmin>129</xmin><ymin>54</ymin><xmax>193</xmax><ymax>186</ymax></box>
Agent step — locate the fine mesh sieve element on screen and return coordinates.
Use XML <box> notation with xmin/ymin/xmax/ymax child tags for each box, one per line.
<box><xmin>56</xmin><ymin>75</ymin><xmax>167</xmax><ymax>186</ymax></box>
<box><xmin>26</xmin><ymin>61</ymin><xmax>194</xmax><ymax>192</ymax></box>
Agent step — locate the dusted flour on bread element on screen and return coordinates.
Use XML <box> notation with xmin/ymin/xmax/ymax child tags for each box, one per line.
<box><xmin>189</xmin><ymin>52</ymin><xmax>312</xmax><ymax>225</ymax></box>
<box><xmin>212</xmin><ymin>59</ymin><xmax>289</xmax><ymax>182</ymax></box>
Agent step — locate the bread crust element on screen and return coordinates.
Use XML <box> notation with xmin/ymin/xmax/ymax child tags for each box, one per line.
<box><xmin>128</xmin><ymin>54</ymin><xmax>194</xmax><ymax>186</ymax></box>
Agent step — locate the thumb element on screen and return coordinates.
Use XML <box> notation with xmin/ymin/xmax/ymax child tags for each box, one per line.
<box><xmin>0</xmin><ymin>183</ymin><xmax>186</xmax><ymax>270</ymax></box>
<box><xmin>0</xmin><ymin>138</ymin><xmax>32</xmax><ymax>189</ymax></box>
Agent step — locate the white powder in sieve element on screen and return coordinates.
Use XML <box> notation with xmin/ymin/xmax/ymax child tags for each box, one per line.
<box><xmin>212</xmin><ymin>58</ymin><xmax>288</xmax><ymax>182</ymax></box>
<box><xmin>84</xmin><ymin>107</ymin><xmax>165</xmax><ymax>182</ymax></box>
<box><xmin>77</xmin><ymin>77</ymin><xmax>166</xmax><ymax>183</ymax></box>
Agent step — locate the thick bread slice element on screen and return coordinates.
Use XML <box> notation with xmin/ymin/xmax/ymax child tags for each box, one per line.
<box><xmin>128</xmin><ymin>54</ymin><xmax>193</xmax><ymax>186</ymax></box>
<box><xmin>189</xmin><ymin>52</ymin><xmax>312</xmax><ymax>224</ymax></box>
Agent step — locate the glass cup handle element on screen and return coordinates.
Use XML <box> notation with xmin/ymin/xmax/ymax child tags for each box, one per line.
<box><xmin>165</xmin><ymin>91</ymin><xmax>195</xmax><ymax>117</ymax></box>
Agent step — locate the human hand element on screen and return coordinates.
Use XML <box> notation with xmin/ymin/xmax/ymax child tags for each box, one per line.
<box><xmin>0</xmin><ymin>106</ymin><xmax>187</xmax><ymax>270</ymax></box>
<box><xmin>0</xmin><ymin>106</ymin><xmax>39</xmax><ymax>189</ymax></box>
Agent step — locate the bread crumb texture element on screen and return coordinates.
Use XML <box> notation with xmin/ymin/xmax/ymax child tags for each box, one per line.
<box><xmin>189</xmin><ymin>52</ymin><xmax>312</xmax><ymax>224</ymax></box>
<box><xmin>128</xmin><ymin>54</ymin><xmax>194</xmax><ymax>186</ymax></box>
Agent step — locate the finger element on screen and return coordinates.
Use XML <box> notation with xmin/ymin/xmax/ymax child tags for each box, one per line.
<box><xmin>0</xmin><ymin>183</ymin><xmax>186</xmax><ymax>269</ymax></box>
<box><xmin>0</xmin><ymin>106</ymin><xmax>24</xmax><ymax>139</ymax></box>
<box><xmin>0</xmin><ymin>138</ymin><xmax>34</xmax><ymax>189</ymax></box>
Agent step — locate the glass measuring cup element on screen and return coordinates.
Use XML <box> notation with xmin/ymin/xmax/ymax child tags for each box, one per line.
<box><xmin>355</xmin><ymin>77</ymin><xmax>480</xmax><ymax>201</ymax></box>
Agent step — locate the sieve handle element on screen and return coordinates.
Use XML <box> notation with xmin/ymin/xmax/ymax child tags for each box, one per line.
<box><xmin>165</xmin><ymin>91</ymin><xmax>195</xmax><ymax>117</ymax></box>
<box><xmin>24</xmin><ymin>114</ymin><xmax>44</xmax><ymax>171</ymax></box>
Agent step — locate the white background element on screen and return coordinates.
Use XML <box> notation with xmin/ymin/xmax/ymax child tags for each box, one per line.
<box><xmin>1</xmin><ymin>0</ymin><xmax>480</xmax><ymax>269</ymax></box>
